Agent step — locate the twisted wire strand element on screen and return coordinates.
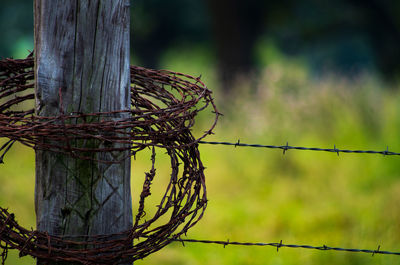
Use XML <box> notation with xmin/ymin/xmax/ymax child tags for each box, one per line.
<box><xmin>174</xmin><ymin>238</ymin><xmax>400</xmax><ymax>256</ymax></box>
<box><xmin>199</xmin><ymin>141</ymin><xmax>399</xmax><ymax>156</ymax></box>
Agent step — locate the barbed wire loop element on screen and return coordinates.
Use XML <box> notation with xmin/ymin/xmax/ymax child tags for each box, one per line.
<box><xmin>0</xmin><ymin>56</ymin><xmax>219</xmax><ymax>264</ymax></box>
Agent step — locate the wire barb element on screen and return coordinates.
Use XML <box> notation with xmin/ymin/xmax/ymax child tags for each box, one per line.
<box><xmin>277</xmin><ymin>240</ymin><xmax>283</xmax><ymax>252</ymax></box>
<box><xmin>283</xmin><ymin>142</ymin><xmax>289</xmax><ymax>155</ymax></box>
<box><xmin>372</xmin><ymin>245</ymin><xmax>381</xmax><ymax>257</ymax></box>
<box><xmin>333</xmin><ymin>145</ymin><xmax>339</xmax><ymax>156</ymax></box>
<box><xmin>235</xmin><ymin>139</ymin><xmax>240</xmax><ymax>148</ymax></box>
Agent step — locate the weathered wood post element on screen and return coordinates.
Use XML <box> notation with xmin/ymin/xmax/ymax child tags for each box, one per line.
<box><xmin>34</xmin><ymin>0</ymin><xmax>132</xmax><ymax>264</ymax></box>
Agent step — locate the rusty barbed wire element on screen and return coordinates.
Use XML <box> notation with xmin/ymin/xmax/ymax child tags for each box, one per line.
<box><xmin>199</xmin><ymin>140</ymin><xmax>400</xmax><ymax>156</ymax></box>
<box><xmin>0</xmin><ymin>56</ymin><xmax>219</xmax><ymax>264</ymax></box>
<box><xmin>2</xmin><ymin>55</ymin><xmax>399</xmax><ymax>264</ymax></box>
<box><xmin>0</xmin><ymin>56</ymin><xmax>220</xmax><ymax>163</ymax></box>
<box><xmin>173</xmin><ymin>238</ymin><xmax>400</xmax><ymax>256</ymax></box>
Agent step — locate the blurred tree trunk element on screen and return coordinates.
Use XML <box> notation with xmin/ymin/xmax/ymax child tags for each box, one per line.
<box><xmin>205</xmin><ymin>0</ymin><xmax>263</xmax><ymax>92</ymax></box>
<box><xmin>350</xmin><ymin>0</ymin><xmax>400</xmax><ymax>82</ymax></box>
<box><xmin>34</xmin><ymin>1</ymin><xmax>132</xmax><ymax>264</ymax></box>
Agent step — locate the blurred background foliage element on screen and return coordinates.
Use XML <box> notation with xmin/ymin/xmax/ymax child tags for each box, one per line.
<box><xmin>1</xmin><ymin>0</ymin><xmax>400</xmax><ymax>264</ymax></box>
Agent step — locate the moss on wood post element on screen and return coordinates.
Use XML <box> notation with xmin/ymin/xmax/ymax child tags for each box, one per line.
<box><xmin>34</xmin><ymin>1</ymin><xmax>132</xmax><ymax>264</ymax></box>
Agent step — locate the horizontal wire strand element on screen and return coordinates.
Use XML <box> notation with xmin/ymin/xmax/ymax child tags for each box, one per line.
<box><xmin>199</xmin><ymin>140</ymin><xmax>400</xmax><ymax>156</ymax></box>
<box><xmin>174</xmin><ymin>238</ymin><xmax>399</xmax><ymax>256</ymax></box>
<box><xmin>176</xmin><ymin>141</ymin><xmax>400</xmax><ymax>257</ymax></box>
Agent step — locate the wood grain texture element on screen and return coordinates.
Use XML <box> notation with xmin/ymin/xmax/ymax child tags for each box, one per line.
<box><xmin>34</xmin><ymin>1</ymin><xmax>132</xmax><ymax>263</ymax></box>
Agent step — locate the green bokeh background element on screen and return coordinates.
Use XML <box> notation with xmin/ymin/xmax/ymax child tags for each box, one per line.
<box><xmin>2</xmin><ymin>1</ymin><xmax>400</xmax><ymax>265</ymax></box>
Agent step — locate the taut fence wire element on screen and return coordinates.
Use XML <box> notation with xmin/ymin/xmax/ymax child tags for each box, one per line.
<box><xmin>199</xmin><ymin>141</ymin><xmax>400</xmax><ymax>156</ymax></box>
<box><xmin>172</xmin><ymin>238</ymin><xmax>400</xmax><ymax>256</ymax></box>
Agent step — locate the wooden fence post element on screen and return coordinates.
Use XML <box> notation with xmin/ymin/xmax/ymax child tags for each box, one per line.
<box><xmin>34</xmin><ymin>1</ymin><xmax>132</xmax><ymax>264</ymax></box>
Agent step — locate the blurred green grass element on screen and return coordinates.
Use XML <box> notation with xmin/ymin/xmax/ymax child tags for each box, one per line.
<box><xmin>2</xmin><ymin>46</ymin><xmax>400</xmax><ymax>264</ymax></box>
